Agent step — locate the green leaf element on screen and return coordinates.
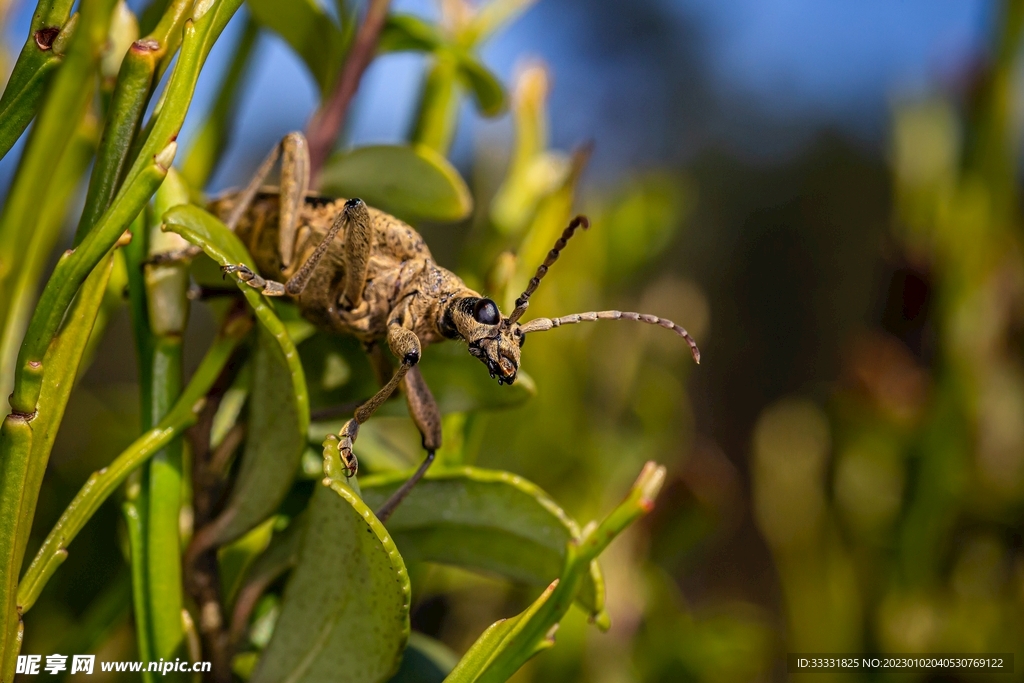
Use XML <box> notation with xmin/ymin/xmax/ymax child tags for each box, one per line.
<box><xmin>209</xmin><ymin>328</ymin><xmax>307</xmax><ymax>546</ymax></box>
<box><xmin>162</xmin><ymin>204</ymin><xmax>310</xmax><ymax>434</ymax></box>
<box><xmin>246</xmin><ymin>0</ymin><xmax>346</xmax><ymax>95</ymax></box>
<box><xmin>443</xmin><ymin>463</ymin><xmax>667</xmax><ymax>683</ymax></box>
<box><xmin>319</xmin><ymin>145</ymin><xmax>473</xmax><ymax>223</ymax></box>
<box><xmin>359</xmin><ymin>467</ymin><xmax>606</xmax><ymax>621</ymax></box>
<box><xmin>162</xmin><ymin>206</ymin><xmax>310</xmax><ymax>546</ymax></box>
<box><xmin>250</xmin><ymin>481</ymin><xmax>410</xmax><ymax>683</ymax></box>
<box><xmin>454</xmin><ymin>54</ymin><xmax>505</xmax><ymax>117</ymax></box>
<box><xmin>388</xmin><ymin>633</ymin><xmax>459</xmax><ymax>683</ymax></box>
<box><xmin>379</xmin><ymin>13</ymin><xmax>443</xmax><ymax>53</ymax></box>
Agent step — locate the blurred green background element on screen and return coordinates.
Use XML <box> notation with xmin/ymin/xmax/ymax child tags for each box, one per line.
<box><xmin>5</xmin><ymin>0</ymin><xmax>1024</xmax><ymax>680</ymax></box>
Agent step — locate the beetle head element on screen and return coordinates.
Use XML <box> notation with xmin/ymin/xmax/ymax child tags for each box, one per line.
<box><xmin>442</xmin><ymin>296</ymin><xmax>523</xmax><ymax>385</ymax></box>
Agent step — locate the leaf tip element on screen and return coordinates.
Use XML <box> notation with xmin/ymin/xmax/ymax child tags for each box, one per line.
<box><xmin>634</xmin><ymin>461</ymin><xmax>666</xmax><ymax>510</ymax></box>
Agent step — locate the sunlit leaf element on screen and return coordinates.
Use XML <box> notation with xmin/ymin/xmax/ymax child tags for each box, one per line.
<box><xmin>359</xmin><ymin>467</ymin><xmax>606</xmax><ymax>620</ymax></box>
<box><xmin>250</xmin><ymin>482</ymin><xmax>410</xmax><ymax>683</ymax></box>
<box><xmin>246</xmin><ymin>0</ymin><xmax>345</xmax><ymax>95</ymax></box>
<box><xmin>443</xmin><ymin>463</ymin><xmax>666</xmax><ymax>683</ymax></box>
<box><xmin>319</xmin><ymin>145</ymin><xmax>473</xmax><ymax>223</ymax></box>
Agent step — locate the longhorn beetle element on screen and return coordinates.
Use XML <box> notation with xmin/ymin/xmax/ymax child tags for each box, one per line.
<box><xmin>202</xmin><ymin>132</ymin><xmax>701</xmax><ymax>521</ymax></box>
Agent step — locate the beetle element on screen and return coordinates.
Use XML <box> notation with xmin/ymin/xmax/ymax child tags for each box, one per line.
<box><xmin>205</xmin><ymin>132</ymin><xmax>700</xmax><ymax>520</ymax></box>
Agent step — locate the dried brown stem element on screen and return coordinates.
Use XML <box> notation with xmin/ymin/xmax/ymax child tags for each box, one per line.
<box><xmin>182</xmin><ymin>331</ymin><xmax>246</xmax><ymax>683</ymax></box>
<box><xmin>306</xmin><ymin>0</ymin><xmax>393</xmax><ymax>182</ymax></box>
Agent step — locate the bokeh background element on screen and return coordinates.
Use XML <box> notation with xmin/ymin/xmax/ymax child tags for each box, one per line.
<box><xmin>4</xmin><ymin>0</ymin><xmax>1024</xmax><ymax>681</ymax></box>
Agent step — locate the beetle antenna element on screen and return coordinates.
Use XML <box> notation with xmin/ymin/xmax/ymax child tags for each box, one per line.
<box><xmin>518</xmin><ymin>310</ymin><xmax>701</xmax><ymax>364</ymax></box>
<box><xmin>504</xmin><ymin>215</ymin><xmax>589</xmax><ymax>327</ymax></box>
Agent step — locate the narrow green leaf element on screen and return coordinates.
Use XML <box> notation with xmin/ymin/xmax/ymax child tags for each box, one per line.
<box><xmin>378</xmin><ymin>13</ymin><xmax>443</xmax><ymax>53</ymax></box>
<box><xmin>181</xmin><ymin>16</ymin><xmax>259</xmax><ymax>189</ymax></box>
<box><xmin>446</xmin><ymin>463</ymin><xmax>667</xmax><ymax>683</ymax></box>
<box><xmin>250</xmin><ymin>481</ymin><xmax>410</xmax><ymax>683</ymax></box>
<box><xmin>359</xmin><ymin>467</ymin><xmax>606</xmax><ymax>621</ymax></box>
<box><xmin>459</xmin><ymin>0</ymin><xmax>538</xmax><ymax>47</ymax></box>
<box><xmin>410</xmin><ymin>52</ymin><xmax>460</xmax><ymax>154</ymax></box>
<box><xmin>0</xmin><ymin>0</ymin><xmax>77</xmax><ymax>159</ymax></box>
<box><xmin>246</xmin><ymin>0</ymin><xmax>345</xmax><ymax>95</ymax></box>
<box><xmin>454</xmin><ymin>54</ymin><xmax>505</xmax><ymax>117</ymax></box>
<box><xmin>161</xmin><ymin>204</ymin><xmax>310</xmax><ymax>436</ymax></box>
<box><xmin>319</xmin><ymin>145</ymin><xmax>473</xmax><ymax>223</ymax></box>
<box><xmin>1</xmin><ymin>253</ymin><xmax>114</xmax><ymax>660</ymax></box>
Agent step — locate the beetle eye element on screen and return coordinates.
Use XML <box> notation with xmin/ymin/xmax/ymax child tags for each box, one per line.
<box><xmin>473</xmin><ymin>298</ymin><xmax>500</xmax><ymax>325</ymax></box>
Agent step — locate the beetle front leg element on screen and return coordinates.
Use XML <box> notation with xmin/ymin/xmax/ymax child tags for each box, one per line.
<box><xmin>333</xmin><ymin>324</ymin><xmax>421</xmax><ymax>477</ymax></box>
<box><xmin>221</xmin><ymin>263</ymin><xmax>287</xmax><ymax>296</ymax></box>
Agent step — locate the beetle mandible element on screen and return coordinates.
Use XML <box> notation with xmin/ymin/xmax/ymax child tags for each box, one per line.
<box><xmin>208</xmin><ymin>132</ymin><xmax>701</xmax><ymax>520</ymax></box>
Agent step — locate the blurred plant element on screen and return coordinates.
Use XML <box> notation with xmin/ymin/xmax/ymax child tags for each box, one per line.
<box><xmin>748</xmin><ymin>0</ymin><xmax>1024</xmax><ymax>674</ymax></box>
<box><xmin>0</xmin><ymin>1</ymin><xmax>708</xmax><ymax>682</ymax></box>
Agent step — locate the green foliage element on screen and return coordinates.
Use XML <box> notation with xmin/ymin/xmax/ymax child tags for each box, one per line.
<box><xmin>319</xmin><ymin>145</ymin><xmax>473</xmax><ymax>223</ymax></box>
<box><xmin>248</xmin><ymin>483</ymin><xmax>410</xmax><ymax>683</ymax></box>
<box><xmin>0</xmin><ymin>1</ymin><xmax>688</xmax><ymax>682</ymax></box>
<box><xmin>359</xmin><ymin>468</ymin><xmax>606</xmax><ymax>620</ymax></box>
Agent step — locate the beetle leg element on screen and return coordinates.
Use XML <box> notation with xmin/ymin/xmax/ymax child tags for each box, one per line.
<box><xmin>335</xmin><ymin>323</ymin><xmax>421</xmax><ymax>478</ymax></box>
<box><xmin>282</xmin><ymin>197</ymin><xmax>369</xmax><ymax>299</ymax></box>
<box><xmin>225</xmin><ymin>136</ymin><xmax>285</xmax><ymax>232</ymax></box>
<box><xmin>278</xmin><ymin>133</ymin><xmax>310</xmax><ymax>268</ymax></box>
<box><xmin>221</xmin><ymin>263</ymin><xmax>286</xmax><ymax>296</ymax></box>
<box><xmin>374</xmin><ymin>366</ymin><xmax>442</xmax><ymax>522</ymax></box>
<box><xmin>339</xmin><ymin>197</ymin><xmax>372</xmax><ymax>309</ymax></box>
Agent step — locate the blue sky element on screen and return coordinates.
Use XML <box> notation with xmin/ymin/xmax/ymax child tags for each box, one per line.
<box><xmin>0</xmin><ymin>0</ymin><xmax>1001</xmax><ymax>190</ymax></box>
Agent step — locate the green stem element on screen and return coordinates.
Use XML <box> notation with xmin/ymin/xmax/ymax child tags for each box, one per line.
<box><xmin>16</xmin><ymin>315</ymin><xmax>251</xmax><ymax>614</ymax></box>
<box><xmin>0</xmin><ymin>0</ymin><xmax>115</xmax><ymax>390</ymax></box>
<box><xmin>0</xmin><ymin>253</ymin><xmax>116</xmax><ymax>679</ymax></box>
<box><xmin>0</xmin><ymin>0</ymin><xmax>78</xmax><ymax>160</ymax></box>
<box><xmin>123</xmin><ymin>498</ymin><xmax>154</xmax><ymax>682</ymax></box>
<box><xmin>10</xmin><ymin>0</ymin><xmax>244</xmax><ymax>416</ymax></box>
<box><xmin>181</xmin><ymin>15</ymin><xmax>258</xmax><ymax>190</ymax></box>
<box><xmin>136</xmin><ymin>170</ymin><xmax>192</xmax><ymax>671</ymax></box>
<box><xmin>144</xmin><ymin>339</ymin><xmax>186</xmax><ymax>666</ymax></box>
<box><xmin>76</xmin><ymin>0</ymin><xmax>196</xmax><ymax>243</ymax></box>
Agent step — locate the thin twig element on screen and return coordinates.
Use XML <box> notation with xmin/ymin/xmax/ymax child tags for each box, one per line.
<box><xmin>306</xmin><ymin>0</ymin><xmax>393</xmax><ymax>181</ymax></box>
<box><xmin>183</xmin><ymin>340</ymin><xmax>244</xmax><ymax>683</ymax></box>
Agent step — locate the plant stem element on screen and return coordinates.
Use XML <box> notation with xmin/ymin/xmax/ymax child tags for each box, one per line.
<box><xmin>135</xmin><ymin>169</ymin><xmax>192</xmax><ymax>675</ymax></box>
<box><xmin>307</xmin><ymin>0</ymin><xmax>392</xmax><ymax>181</ymax></box>
<box><xmin>181</xmin><ymin>15</ymin><xmax>258</xmax><ymax>190</ymax></box>
<box><xmin>0</xmin><ymin>0</ymin><xmax>78</xmax><ymax>160</ymax></box>
<box><xmin>76</xmin><ymin>0</ymin><xmax>196</xmax><ymax>242</ymax></box>
<box><xmin>0</xmin><ymin>253</ymin><xmax>116</xmax><ymax>680</ymax></box>
<box><xmin>0</xmin><ymin>0</ymin><xmax>115</xmax><ymax>395</ymax></box>
<box><xmin>16</xmin><ymin>313</ymin><xmax>252</xmax><ymax>615</ymax></box>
